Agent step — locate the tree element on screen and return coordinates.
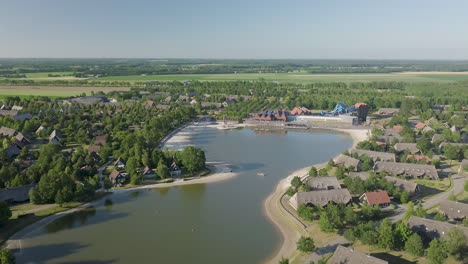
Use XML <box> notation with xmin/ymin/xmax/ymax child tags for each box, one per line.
<box><xmin>309</xmin><ymin>167</ymin><xmax>318</xmax><ymax>177</ymax></box>
<box><xmin>400</xmin><ymin>191</ymin><xmax>410</xmax><ymax>204</ymax></box>
<box><xmin>394</xmin><ymin>221</ymin><xmax>411</xmax><ymax>249</ymax></box>
<box><xmin>405</xmin><ymin>233</ymin><xmax>424</xmax><ymax>257</ymax></box>
<box><xmin>0</xmin><ymin>248</ymin><xmax>15</xmax><ymax>264</ymax></box>
<box><xmin>427</xmin><ymin>239</ymin><xmax>448</xmax><ymax>264</ymax></box>
<box><xmin>181</xmin><ymin>146</ymin><xmax>206</xmax><ymax>174</ymax></box>
<box><xmin>378</xmin><ymin>219</ymin><xmax>395</xmax><ymax>250</ymax></box>
<box><xmin>103</xmin><ymin>177</ymin><xmax>112</xmax><ymax>191</ymax></box>
<box><xmin>416</xmin><ymin>137</ymin><xmax>432</xmax><ymax>154</ymax></box>
<box><xmin>296</xmin><ymin>236</ymin><xmax>315</xmax><ymax>252</ymax></box>
<box><xmin>291</xmin><ymin>176</ymin><xmax>302</xmax><ymax>189</ymax></box>
<box><xmin>156</xmin><ymin>159</ymin><xmax>170</xmax><ymax>180</ymax></box>
<box><xmin>0</xmin><ymin>201</ymin><xmax>12</xmax><ymax>226</ymax></box>
<box><xmin>278</xmin><ymin>257</ymin><xmax>289</xmax><ymax>264</ymax></box>
<box><xmin>445</xmin><ymin>228</ymin><xmax>467</xmax><ymax>260</ymax></box>
<box><xmin>319</xmin><ymin>213</ymin><xmax>334</xmax><ymax>232</ymax></box>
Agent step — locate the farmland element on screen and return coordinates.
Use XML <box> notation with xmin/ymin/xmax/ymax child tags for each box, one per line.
<box><xmin>0</xmin><ymin>85</ymin><xmax>130</xmax><ymax>98</ymax></box>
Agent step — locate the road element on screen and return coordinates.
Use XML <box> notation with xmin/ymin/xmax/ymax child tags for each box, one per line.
<box><xmin>423</xmin><ymin>174</ymin><xmax>466</xmax><ymax>209</ymax></box>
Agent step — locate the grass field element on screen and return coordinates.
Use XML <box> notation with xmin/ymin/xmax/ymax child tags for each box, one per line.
<box><xmin>24</xmin><ymin>72</ymin><xmax>75</xmax><ymax>78</ymax></box>
<box><xmin>91</xmin><ymin>72</ymin><xmax>468</xmax><ymax>83</ymax></box>
<box><xmin>0</xmin><ymin>85</ymin><xmax>130</xmax><ymax>98</ymax></box>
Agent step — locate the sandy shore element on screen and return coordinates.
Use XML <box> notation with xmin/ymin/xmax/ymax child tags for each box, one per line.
<box><xmin>263</xmin><ymin>127</ymin><xmax>369</xmax><ymax>263</ymax></box>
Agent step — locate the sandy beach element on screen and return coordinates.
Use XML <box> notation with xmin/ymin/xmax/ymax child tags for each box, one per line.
<box><xmin>263</xmin><ymin>127</ymin><xmax>369</xmax><ymax>263</ymax></box>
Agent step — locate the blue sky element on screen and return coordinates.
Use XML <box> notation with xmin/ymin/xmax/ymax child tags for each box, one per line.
<box><xmin>1</xmin><ymin>0</ymin><xmax>468</xmax><ymax>59</ymax></box>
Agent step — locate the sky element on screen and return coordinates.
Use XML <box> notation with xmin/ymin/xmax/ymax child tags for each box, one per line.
<box><xmin>1</xmin><ymin>0</ymin><xmax>468</xmax><ymax>59</ymax></box>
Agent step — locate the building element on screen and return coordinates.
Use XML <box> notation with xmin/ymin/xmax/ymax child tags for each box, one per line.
<box><xmin>49</xmin><ymin>130</ymin><xmax>63</xmax><ymax>144</ymax></box>
<box><xmin>114</xmin><ymin>157</ymin><xmax>126</xmax><ymax>169</ymax></box>
<box><xmin>350</xmin><ymin>149</ymin><xmax>396</xmax><ymax>162</ymax></box>
<box><xmin>289</xmin><ymin>189</ymin><xmax>352</xmax><ymax>209</ymax></box>
<box><xmin>156</xmin><ymin>104</ymin><xmax>172</xmax><ymax>110</ymax></box>
<box><xmin>14</xmin><ymin>113</ymin><xmax>33</xmax><ymax>121</ymax></box>
<box><xmin>349</xmin><ymin>172</ymin><xmax>370</xmax><ymax>181</ymax></box>
<box><xmin>0</xmin><ymin>184</ymin><xmax>37</xmax><ymax>204</ymax></box>
<box><xmin>354</xmin><ymin>102</ymin><xmax>369</xmax><ymax>123</ymax></box>
<box><xmin>408</xmin><ymin>216</ymin><xmax>468</xmax><ymax>241</ymax></box>
<box><xmin>394</xmin><ymin>143</ymin><xmax>420</xmax><ymax>154</ymax></box>
<box><xmin>439</xmin><ymin>200</ymin><xmax>468</xmax><ymax>221</ymax></box>
<box><xmin>94</xmin><ymin>135</ymin><xmax>106</xmax><ymax>146</ymax></box>
<box><xmin>431</xmin><ymin>134</ymin><xmax>442</xmax><ymax>144</ymax></box>
<box><xmin>109</xmin><ymin>170</ymin><xmax>127</xmax><ymax>186</ymax></box>
<box><xmin>360</xmin><ymin>190</ymin><xmax>391</xmax><ymax>207</ymax></box>
<box><xmin>376</xmin><ymin>108</ymin><xmax>399</xmax><ymax>116</ymax></box>
<box><xmin>254</xmin><ymin>110</ymin><xmax>289</xmax><ymax>122</ymax></box>
<box><xmin>293</xmin><ymin>114</ymin><xmax>357</xmax><ymax>125</ymax></box>
<box><xmin>290</xmin><ymin>106</ymin><xmax>311</xmax><ymax>115</ymax></box>
<box><xmin>373</xmin><ymin>161</ymin><xmax>439</xmax><ymax>180</ymax></box>
<box><xmin>406</xmin><ymin>154</ymin><xmax>431</xmax><ymax>164</ymax></box>
<box><xmin>328</xmin><ymin>245</ymin><xmax>388</xmax><ymax>264</ymax></box>
<box><xmin>68</xmin><ymin>95</ymin><xmax>109</xmax><ymax>105</ymax></box>
<box><xmin>415</xmin><ymin>122</ymin><xmax>426</xmax><ymax>130</ymax></box>
<box><xmin>142</xmin><ymin>100</ymin><xmax>155</xmax><ymax>108</ymax></box>
<box><xmin>392</xmin><ymin>125</ymin><xmax>404</xmax><ymax>132</ymax></box>
<box><xmin>459</xmin><ymin>159</ymin><xmax>468</xmax><ymax>175</ymax></box>
<box><xmin>169</xmin><ymin>161</ymin><xmax>182</xmax><ymax>177</ymax></box>
<box><xmin>141</xmin><ymin>166</ymin><xmax>156</xmax><ymax>179</ymax></box>
<box><xmin>333</xmin><ymin>154</ymin><xmax>361</xmax><ymax>171</ymax></box>
<box><xmin>0</xmin><ymin>126</ymin><xmax>18</xmax><ymax>137</ymax></box>
<box><xmin>306</xmin><ymin>176</ymin><xmax>341</xmax><ymax>190</ymax></box>
<box><xmin>384</xmin><ymin>176</ymin><xmax>419</xmax><ymax>194</ymax></box>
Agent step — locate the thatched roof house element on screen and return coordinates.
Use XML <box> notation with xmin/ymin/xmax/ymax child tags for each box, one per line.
<box><xmin>329</xmin><ymin>245</ymin><xmax>388</xmax><ymax>264</ymax></box>
<box><xmin>373</xmin><ymin>161</ymin><xmax>439</xmax><ymax>180</ymax></box>
<box><xmin>384</xmin><ymin>176</ymin><xmax>419</xmax><ymax>194</ymax></box>
<box><xmin>351</xmin><ymin>149</ymin><xmax>396</xmax><ymax>162</ymax></box>
<box><xmin>0</xmin><ymin>184</ymin><xmax>37</xmax><ymax>203</ymax></box>
<box><xmin>0</xmin><ymin>126</ymin><xmax>17</xmax><ymax>137</ymax></box>
<box><xmin>439</xmin><ymin>200</ymin><xmax>468</xmax><ymax>221</ymax></box>
<box><xmin>306</xmin><ymin>176</ymin><xmax>341</xmax><ymax>191</ymax></box>
<box><xmin>289</xmin><ymin>189</ymin><xmax>352</xmax><ymax>209</ymax></box>
<box><xmin>349</xmin><ymin>172</ymin><xmax>370</xmax><ymax>181</ymax></box>
<box><xmin>376</xmin><ymin>108</ymin><xmax>399</xmax><ymax>116</ymax></box>
<box><xmin>408</xmin><ymin>216</ymin><xmax>468</xmax><ymax>241</ymax></box>
<box><xmin>333</xmin><ymin>154</ymin><xmax>361</xmax><ymax>171</ymax></box>
<box><xmin>394</xmin><ymin>143</ymin><xmax>420</xmax><ymax>154</ymax></box>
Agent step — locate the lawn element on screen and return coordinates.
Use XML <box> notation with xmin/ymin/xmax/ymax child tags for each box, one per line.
<box><xmin>0</xmin><ymin>85</ymin><xmax>131</xmax><ymax>98</ymax></box>
<box><xmin>91</xmin><ymin>72</ymin><xmax>468</xmax><ymax>83</ymax></box>
<box><xmin>24</xmin><ymin>72</ymin><xmax>75</xmax><ymax>78</ymax></box>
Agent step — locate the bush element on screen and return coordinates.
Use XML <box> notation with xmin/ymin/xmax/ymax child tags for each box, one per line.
<box><xmin>405</xmin><ymin>233</ymin><xmax>424</xmax><ymax>257</ymax></box>
<box><xmin>427</xmin><ymin>239</ymin><xmax>448</xmax><ymax>264</ymax></box>
<box><xmin>286</xmin><ymin>187</ymin><xmax>296</xmax><ymax>197</ymax></box>
<box><xmin>0</xmin><ymin>248</ymin><xmax>15</xmax><ymax>264</ymax></box>
<box><xmin>296</xmin><ymin>236</ymin><xmax>315</xmax><ymax>252</ymax></box>
<box><xmin>0</xmin><ymin>201</ymin><xmax>12</xmax><ymax>226</ymax></box>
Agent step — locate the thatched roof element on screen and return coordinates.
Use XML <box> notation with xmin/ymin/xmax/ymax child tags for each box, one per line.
<box><xmin>306</xmin><ymin>176</ymin><xmax>341</xmax><ymax>191</ymax></box>
<box><xmin>373</xmin><ymin>161</ymin><xmax>439</xmax><ymax>180</ymax></box>
<box><xmin>0</xmin><ymin>184</ymin><xmax>37</xmax><ymax>203</ymax></box>
<box><xmin>408</xmin><ymin>216</ymin><xmax>468</xmax><ymax>240</ymax></box>
<box><xmin>290</xmin><ymin>189</ymin><xmax>352</xmax><ymax>209</ymax></box>
<box><xmin>376</xmin><ymin>108</ymin><xmax>399</xmax><ymax>115</ymax></box>
<box><xmin>394</xmin><ymin>143</ymin><xmax>420</xmax><ymax>154</ymax></box>
<box><xmin>384</xmin><ymin>176</ymin><xmax>419</xmax><ymax>193</ymax></box>
<box><xmin>439</xmin><ymin>200</ymin><xmax>468</xmax><ymax>220</ymax></box>
<box><xmin>329</xmin><ymin>245</ymin><xmax>388</xmax><ymax>264</ymax></box>
<box><xmin>351</xmin><ymin>149</ymin><xmax>396</xmax><ymax>162</ymax></box>
<box><xmin>0</xmin><ymin>126</ymin><xmax>17</xmax><ymax>137</ymax></box>
<box><xmin>333</xmin><ymin>154</ymin><xmax>361</xmax><ymax>171</ymax></box>
<box><xmin>349</xmin><ymin>172</ymin><xmax>370</xmax><ymax>181</ymax></box>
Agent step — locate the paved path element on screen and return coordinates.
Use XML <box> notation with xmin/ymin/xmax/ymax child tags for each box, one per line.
<box><xmin>423</xmin><ymin>175</ymin><xmax>466</xmax><ymax>209</ymax></box>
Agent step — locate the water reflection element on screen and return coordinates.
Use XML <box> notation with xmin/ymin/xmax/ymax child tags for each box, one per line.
<box><xmin>154</xmin><ymin>187</ymin><xmax>170</xmax><ymax>196</ymax></box>
<box><xmin>46</xmin><ymin>207</ymin><xmax>97</xmax><ymax>234</ymax></box>
<box><xmin>104</xmin><ymin>199</ymin><xmax>113</xmax><ymax>211</ymax></box>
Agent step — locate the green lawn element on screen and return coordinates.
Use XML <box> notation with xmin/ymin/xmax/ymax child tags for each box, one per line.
<box><xmin>24</xmin><ymin>72</ymin><xmax>75</xmax><ymax>78</ymax></box>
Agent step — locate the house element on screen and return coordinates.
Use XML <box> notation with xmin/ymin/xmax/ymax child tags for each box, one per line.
<box><xmin>459</xmin><ymin>159</ymin><xmax>468</xmax><ymax>175</ymax></box>
<box><xmin>88</xmin><ymin>145</ymin><xmax>101</xmax><ymax>154</ymax></box>
<box><xmin>407</xmin><ymin>216</ymin><xmax>468</xmax><ymax>241</ymax></box>
<box><xmin>49</xmin><ymin>130</ymin><xmax>63</xmax><ymax>144</ymax></box>
<box><xmin>373</xmin><ymin>161</ymin><xmax>439</xmax><ymax>180</ymax></box>
<box><xmin>422</xmin><ymin>125</ymin><xmax>434</xmax><ymax>133</ymax></box>
<box><xmin>35</xmin><ymin>125</ymin><xmax>45</xmax><ymax>135</ymax></box>
<box><xmin>350</xmin><ymin>149</ymin><xmax>396</xmax><ymax>162</ymax></box>
<box><xmin>415</xmin><ymin>122</ymin><xmax>426</xmax><ymax>130</ymax></box>
<box><xmin>360</xmin><ymin>190</ymin><xmax>391</xmax><ymax>207</ymax></box>
<box><xmin>169</xmin><ymin>161</ymin><xmax>182</xmax><ymax>177</ymax></box>
<box><xmin>142</xmin><ymin>100</ymin><xmax>155</xmax><ymax>108</ymax></box>
<box><xmin>156</xmin><ymin>104</ymin><xmax>171</xmax><ymax>110</ymax></box>
<box><xmin>0</xmin><ymin>184</ymin><xmax>37</xmax><ymax>204</ymax></box>
<box><xmin>0</xmin><ymin>126</ymin><xmax>17</xmax><ymax>137</ymax></box>
<box><xmin>349</xmin><ymin>172</ymin><xmax>370</xmax><ymax>181</ymax></box>
<box><xmin>0</xmin><ymin>109</ymin><xmax>18</xmax><ymax>118</ymax></box>
<box><xmin>289</xmin><ymin>189</ymin><xmax>352</xmax><ymax>209</ymax></box>
<box><xmin>328</xmin><ymin>245</ymin><xmax>388</xmax><ymax>264</ymax></box>
<box><xmin>394</xmin><ymin>143</ymin><xmax>420</xmax><ymax>154</ymax></box>
<box><xmin>431</xmin><ymin>134</ymin><xmax>442</xmax><ymax>144</ymax></box>
<box><xmin>376</xmin><ymin>108</ymin><xmax>399</xmax><ymax>116</ymax></box>
<box><xmin>222</xmin><ymin>99</ymin><xmax>237</xmax><ymax>107</ymax></box>
<box><xmin>94</xmin><ymin>135</ymin><xmax>106</xmax><ymax>146</ymax></box>
<box><xmin>377</xmin><ymin>128</ymin><xmax>402</xmax><ymax>143</ymax></box>
<box><xmin>177</xmin><ymin>95</ymin><xmax>190</xmax><ymax>102</ymax></box>
<box><xmin>439</xmin><ymin>200</ymin><xmax>468</xmax><ymax>221</ymax></box>
<box><xmin>4</xmin><ymin>144</ymin><xmax>21</xmax><ymax>158</ymax></box>
<box><xmin>306</xmin><ymin>176</ymin><xmax>341</xmax><ymax>190</ymax></box>
<box><xmin>69</xmin><ymin>95</ymin><xmax>109</xmax><ymax>105</ymax></box>
<box><xmin>109</xmin><ymin>170</ymin><xmax>127</xmax><ymax>186</ymax></box>
<box><xmin>14</xmin><ymin>113</ymin><xmax>33</xmax><ymax>121</ymax></box>
<box><xmin>200</xmin><ymin>102</ymin><xmax>222</xmax><ymax>109</ymax></box>
<box><xmin>450</xmin><ymin>125</ymin><xmax>461</xmax><ymax>132</ymax></box>
<box><xmin>290</xmin><ymin>106</ymin><xmax>311</xmax><ymax>115</ymax></box>
<box><xmin>384</xmin><ymin>176</ymin><xmax>419</xmax><ymax>194</ymax></box>
<box><xmin>141</xmin><ymin>166</ymin><xmax>155</xmax><ymax>179</ymax></box>
<box><xmin>392</xmin><ymin>125</ymin><xmax>404</xmax><ymax>132</ymax></box>
<box><xmin>254</xmin><ymin>110</ymin><xmax>289</xmax><ymax>122</ymax></box>
<box><xmin>114</xmin><ymin>157</ymin><xmax>126</xmax><ymax>169</ymax></box>
<box><xmin>333</xmin><ymin>154</ymin><xmax>361</xmax><ymax>171</ymax></box>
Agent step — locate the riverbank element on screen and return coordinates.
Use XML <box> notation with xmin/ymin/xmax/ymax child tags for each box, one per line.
<box><xmin>263</xmin><ymin>127</ymin><xmax>369</xmax><ymax>264</ymax></box>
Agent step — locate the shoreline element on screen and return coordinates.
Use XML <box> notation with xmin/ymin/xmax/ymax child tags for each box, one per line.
<box><xmin>262</xmin><ymin>127</ymin><xmax>369</xmax><ymax>263</ymax></box>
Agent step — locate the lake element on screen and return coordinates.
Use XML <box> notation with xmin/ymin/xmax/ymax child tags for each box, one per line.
<box><xmin>16</xmin><ymin>126</ymin><xmax>352</xmax><ymax>264</ymax></box>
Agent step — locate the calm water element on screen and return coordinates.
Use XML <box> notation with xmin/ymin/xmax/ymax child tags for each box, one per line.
<box><xmin>17</xmin><ymin>127</ymin><xmax>352</xmax><ymax>264</ymax></box>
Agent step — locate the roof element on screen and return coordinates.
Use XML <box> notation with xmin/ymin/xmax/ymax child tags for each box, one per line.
<box><xmin>394</xmin><ymin>143</ymin><xmax>420</xmax><ymax>154</ymax></box>
<box><xmin>351</xmin><ymin>149</ymin><xmax>396</xmax><ymax>162</ymax></box>
<box><xmin>349</xmin><ymin>172</ymin><xmax>370</xmax><ymax>181</ymax></box>
<box><xmin>361</xmin><ymin>190</ymin><xmax>391</xmax><ymax>206</ymax></box>
<box><xmin>141</xmin><ymin>166</ymin><xmax>155</xmax><ymax>175</ymax></box>
<box><xmin>354</xmin><ymin>102</ymin><xmax>368</xmax><ymax>108</ymax></box>
<box><xmin>14</xmin><ymin>113</ymin><xmax>33</xmax><ymax>121</ymax></box>
<box><xmin>329</xmin><ymin>245</ymin><xmax>388</xmax><ymax>264</ymax></box>
<box><xmin>384</xmin><ymin>176</ymin><xmax>419</xmax><ymax>193</ymax></box>
<box><xmin>306</xmin><ymin>176</ymin><xmax>341</xmax><ymax>190</ymax></box>
<box><xmin>0</xmin><ymin>110</ymin><xmax>19</xmax><ymax>117</ymax></box>
<box><xmin>377</xmin><ymin>108</ymin><xmax>399</xmax><ymax>115</ymax></box>
<box><xmin>439</xmin><ymin>200</ymin><xmax>468</xmax><ymax>219</ymax></box>
<box><xmin>406</xmin><ymin>154</ymin><xmax>431</xmax><ymax>163</ymax></box>
<box><xmin>0</xmin><ymin>126</ymin><xmax>17</xmax><ymax>137</ymax></box>
<box><xmin>94</xmin><ymin>135</ymin><xmax>106</xmax><ymax>146</ymax></box>
<box><xmin>374</xmin><ymin>161</ymin><xmax>439</xmax><ymax>180</ymax></box>
<box><xmin>392</xmin><ymin>125</ymin><xmax>404</xmax><ymax>132</ymax></box>
<box><xmin>0</xmin><ymin>184</ymin><xmax>37</xmax><ymax>203</ymax></box>
<box><xmin>439</xmin><ymin>142</ymin><xmax>468</xmax><ymax>149</ymax></box>
<box><xmin>290</xmin><ymin>188</ymin><xmax>352</xmax><ymax>208</ymax></box>
<box><xmin>333</xmin><ymin>154</ymin><xmax>361</xmax><ymax>170</ymax></box>
<box><xmin>431</xmin><ymin>134</ymin><xmax>442</xmax><ymax>144</ymax></box>
<box><xmin>49</xmin><ymin>130</ymin><xmax>63</xmax><ymax>141</ymax></box>
<box><xmin>88</xmin><ymin>145</ymin><xmax>101</xmax><ymax>153</ymax></box>
<box><xmin>114</xmin><ymin>157</ymin><xmax>126</xmax><ymax>166</ymax></box>
<box><xmin>109</xmin><ymin>170</ymin><xmax>122</xmax><ymax>180</ymax></box>
<box><xmin>415</xmin><ymin>122</ymin><xmax>426</xmax><ymax>129</ymax></box>
<box><xmin>408</xmin><ymin>216</ymin><xmax>468</xmax><ymax>240</ymax></box>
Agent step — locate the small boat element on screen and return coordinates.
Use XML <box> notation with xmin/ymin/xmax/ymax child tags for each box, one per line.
<box><xmin>257</xmin><ymin>172</ymin><xmax>266</xmax><ymax>176</ymax></box>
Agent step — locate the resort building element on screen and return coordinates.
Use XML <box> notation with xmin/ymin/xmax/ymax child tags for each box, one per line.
<box><xmin>169</xmin><ymin>161</ymin><xmax>182</xmax><ymax>177</ymax></box>
<box><xmin>439</xmin><ymin>200</ymin><xmax>468</xmax><ymax>221</ymax></box>
<box><xmin>114</xmin><ymin>157</ymin><xmax>126</xmax><ymax>169</ymax></box>
<box><xmin>415</xmin><ymin>122</ymin><xmax>426</xmax><ymax>130</ymax></box>
<box><xmin>290</xmin><ymin>106</ymin><xmax>311</xmax><ymax>115</ymax></box>
<box><xmin>109</xmin><ymin>170</ymin><xmax>127</xmax><ymax>186</ymax></box>
<box><xmin>141</xmin><ymin>166</ymin><xmax>156</xmax><ymax>179</ymax></box>
<box><xmin>350</xmin><ymin>149</ymin><xmax>396</xmax><ymax>162</ymax></box>
<box><xmin>376</xmin><ymin>108</ymin><xmax>399</xmax><ymax>116</ymax></box>
<box><xmin>49</xmin><ymin>129</ymin><xmax>63</xmax><ymax>145</ymax></box>
<box><xmin>384</xmin><ymin>176</ymin><xmax>419</xmax><ymax>194</ymax></box>
<box><xmin>254</xmin><ymin>110</ymin><xmax>289</xmax><ymax>121</ymax></box>
<box><xmin>289</xmin><ymin>189</ymin><xmax>352</xmax><ymax>209</ymax></box>
<box><xmin>373</xmin><ymin>161</ymin><xmax>439</xmax><ymax>180</ymax></box>
<box><xmin>306</xmin><ymin>176</ymin><xmax>341</xmax><ymax>191</ymax></box>
<box><xmin>360</xmin><ymin>191</ymin><xmax>391</xmax><ymax>207</ymax></box>
<box><xmin>394</xmin><ymin>143</ymin><xmax>420</xmax><ymax>154</ymax></box>
<box><xmin>328</xmin><ymin>245</ymin><xmax>388</xmax><ymax>264</ymax></box>
<box><xmin>408</xmin><ymin>216</ymin><xmax>468</xmax><ymax>241</ymax></box>
<box><xmin>0</xmin><ymin>184</ymin><xmax>37</xmax><ymax>204</ymax></box>
<box><xmin>333</xmin><ymin>154</ymin><xmax>361</xmax><ymax>171</ymax></box>
<box><xmin>349</xmin><ymin>171</ymin><xmax>370</xmax><ymax>181</ymax></box>
<box><xmin>377</xmin><ymin>128</ymin><xmax>402</xmax><ymax>143</ymax></box>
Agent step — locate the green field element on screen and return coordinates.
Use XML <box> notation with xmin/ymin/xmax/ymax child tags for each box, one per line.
<box><xmin>92</xmin><ymin>72</ymin><xmax>468</xmax><ymax>83</ymax></box>
<box><xmin>24</xmin><ymin>72</ymin><xmax>75</xmax><ymax>78</ymax></box>
<box><xmin>0</xmin><ymin>86</ymin><xmax>130</xmax><ymax>98</ymax></box>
